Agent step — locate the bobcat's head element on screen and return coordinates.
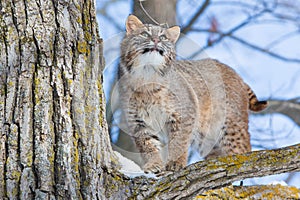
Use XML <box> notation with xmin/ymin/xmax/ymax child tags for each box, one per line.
<box><xmin>120</xmin><ymin>15</ymin><xmax>180</xmax><ymax>76</ymax></box>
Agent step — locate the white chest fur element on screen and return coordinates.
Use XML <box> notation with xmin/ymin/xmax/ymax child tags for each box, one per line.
<box><xmin>137</xmin><ymin>51</ymin><xmax>165</xmax><ymax>66</ymax></box>
<box><xmin>130</xmin><ymin>52</ymin><xmax>165</xmax><ymax>80</ymax></box>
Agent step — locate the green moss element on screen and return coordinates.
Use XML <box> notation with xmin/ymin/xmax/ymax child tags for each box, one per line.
<box><xmin>7</xmin><ymin>81</ymin><xmax>14</xmax><ymax>88</ymax></box>
<box><xmin>0</xmin><ymin>87</ymin><xmax>5</xmax><ymax>96</ymax></box>
<box><xmin>7</xmin><ymin>26</ymin><xmax>15</xmax><ymax>39</ymax></box>
<box><xmin>11</xmin><ymin>185</ymin><xmax>19</xmax><ymax>196</ymax></box>
<box><xmin>26</xmin><ymin>152</ymin><xmax>33</xmax><ymax>166</ymax></box>
<box><xmin>6</xmin><ymin>157</ymin><xmax>10</xmax><ymax>165</ymax></box>
<box><xmin>97</xmin><ymin>79</ymin><xmax>104</xmax><ymax>126</ymax></box>
<box><xmin>48</xmin><ymin>149</ymin><xmax>55</xmax><ymax>173</ymax></box>
<box><xmin>110</xmin><ymin>154</ymin><xmax>119</xmax><ymax>168</ymax></box>
<box><xmin>196</xmin><ymin>185</ymin><xmax>300</xmax><ymax>199</ymax></box>
<box><xmin>82</xmin><ymin>1</ymin><xmax>91</xmax><ymax>26</ymax></box>
<box><xmin>34</xmin><ymin>75</ymin><xmax>41</xmax><ymax>105</ymax></box>
<box><xmin>9</xmin><ymin>170</ymin><xmax>21</xmax><ymax>196</ymax></box>
<box><xmin>67</xmin><ymin>79</ymin><xmax>73</xmax><ymax>87</ymax></box>
<box><xmin>84</xmin><ymin>104</ymin><xmax>92</xmax><ymax>113</ymax></box>
<box><xmin>76</xmin><ymin>17</ymin><xmax>82</xmax><ymax>24</ymax></box>
<box><xmin>1</xmin><ymin>179</ymin><xmax>5</xmax><ymax>196</ymax></box>
<box><xmin>72</xmin><ymin>132</ymin><xmax>81</xmax><ymax>190</ymax></box>
<box><xmin>84</xmin><ymin>31</ymin><xmax>92</xmax><ymax>42</ymax></box>
<box><xmin>96</xmin><ymin>152</ymin><xmax>101</xmax><ymax>161</ymax></box>
<box><xmin>11</xmin><ymin>171</ymin><xmax>21</xmax><ymax>182</ymax></box>
<box><xmin>77</xmin><ymin>41</ymin><xmax>89</xmax><ymax>54</ymax></box>
<box><xmin>20</xmin><ymin>35</ymin><xmax>34</xmax><ymax>45</ymax></box>
<box><xmin>218</xmin><ymin>154</ymin><xmax>249</xmax><ymax>165</ymax></box>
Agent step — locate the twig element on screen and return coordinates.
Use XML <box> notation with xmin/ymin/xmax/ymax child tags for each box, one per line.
<box><xmin>257</xmin><ymin>99</ymin><xmax>300</xmax><ymax>126</ymax></box>
<box><xmin>229</xmin><ymin>35</ymin><xmax>300</xmax><ymax>63</ymax></box>
<box><xmin>187</xmin><ymin>8</ymin><xmax>267</xmax><ymax>58</ymax></box>
<box><xmin>181</xmin><ymin>0</ymin><xmax>211</xmax><ymax>34</ymax></box>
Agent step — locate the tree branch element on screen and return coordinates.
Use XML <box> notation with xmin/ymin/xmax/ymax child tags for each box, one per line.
<box><xmin>228</xmin><ymin>35</ymin><xmax>300</xmax><ymax>63</ymax></box>
<box><xmin>186</xmin><ymin>6</ymin><xmax>300</xmax><ymax>64</ymax></box>
<box><xmin>257</xmin><ymin>98</ymin><xmax>300</xmax><ymax>126</ymax></box>
<box><xmin>187</xmin><ymin>9</ymin><xmax>267</xmax><ymax>58</ymax></box>
<box><xmin>130</xmin><ymin>143</ymin><xmax>300</xmax><ymax>199</ymax></box>
<box><xmin>181</xmin><ymin>0</ymin><xmax>211</xmax><ymax>34</ymax></box>
<box><xmin>189</xmin><ymin>28</ymin><xmax>300</xmax><ymax>63</ymax></box>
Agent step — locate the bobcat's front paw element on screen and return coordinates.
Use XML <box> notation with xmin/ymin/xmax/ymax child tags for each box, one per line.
<box><xmin>143</xmin><ymin>160</ymin><xmax>164</xmax><ymax>174</ymax></box>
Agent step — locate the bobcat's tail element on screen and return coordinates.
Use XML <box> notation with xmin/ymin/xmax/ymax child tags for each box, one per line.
<box><xmin>247</xmin><ymin>85</ymin><xmax>268</xmax><ymax>112</ymax></box>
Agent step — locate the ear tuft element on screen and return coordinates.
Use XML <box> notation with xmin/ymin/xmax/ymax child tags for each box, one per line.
<box><xmin>166</xmin><ymin>26</ymin><xmax>181</xmax><ymax>43</ymax></box>
<box><xmin>126</xmin><ymin>15</ymin><xmax>144</xmax><ymax>34</ymax></box>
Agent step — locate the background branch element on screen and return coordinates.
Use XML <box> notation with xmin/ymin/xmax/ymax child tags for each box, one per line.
<box><xmin>181</xmin><ymin>0</ymin><xmax>211</xmax><ymax>34</ymax></box>
<box><xmin>189</xmin><ymin>29</ymin><xmax>300</xmax><ymax>63</ymax></box>
<box><xmin>257</xmin><ymin>98</ymin><xmax>300</xmax><ymax>126</ymax></box>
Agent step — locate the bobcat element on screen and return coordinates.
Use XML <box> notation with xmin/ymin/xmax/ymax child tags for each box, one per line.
<box><xmin>116</xmin><ymin>15</ymin><xmax>267</xmax><ymax>174</ymax></box>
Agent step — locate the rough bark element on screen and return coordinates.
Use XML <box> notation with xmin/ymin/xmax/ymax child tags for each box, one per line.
<box><xmin>0</xmin><ymin>0</ymin><xmax>114</xmax><ymax>199</ymax></box>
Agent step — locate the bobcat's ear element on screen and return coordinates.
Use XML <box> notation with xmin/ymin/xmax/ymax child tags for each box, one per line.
<box><xmin>166</xmin><ymin>26</ymin><xmax>180</xmax><ymax>43</ymax></box>
<box><xmin>126</xmin><ymin>15</ymin><xmax>144</xmax><ymax>34</ymax></box>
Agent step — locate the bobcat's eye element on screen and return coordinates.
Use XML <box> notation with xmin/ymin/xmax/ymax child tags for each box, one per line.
<box><xmin>141</xmin><ymin>31</ymin><xmax>150</xmax><ymax>37</ymax></box>
<box><xmin>159</xmin><ymin>35</ymin><xmax>167</xmax><ymax>40</ymax></box>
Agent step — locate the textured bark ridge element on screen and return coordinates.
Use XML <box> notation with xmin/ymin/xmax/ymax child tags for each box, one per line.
<box><xmin>0</xmin><ymin>0</ymin><xmax>114</xmax><ymax>199</ymax></box>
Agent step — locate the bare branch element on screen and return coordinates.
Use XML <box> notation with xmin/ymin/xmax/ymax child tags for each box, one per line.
<box><xmin>257</xmin><ymin>98</ymin><xmax>300</xmax><ymax>126</ymax></box>
<box><xmin>265</xmin><ymin>30</ymin><xmax>300</xmax><ymax>50</ymax></box>
<box><xmin>212</xmin><ymin>1</ymin><xmax>259</xmax><ymax>9</ymax></box>
<box><xmin>101</xmin><ymin>14</ymin><xmax>123</xmax><ymax>31</ymax></box>
<box><xmin>187</xmin><ymin>9</ymin><xmax>267</xmax><ymax>58</ymax></box>
<box><xmin>229</xmin><ymin>36</ymin><xmax>300</xmax><ymax>63</ymax></box>
<box><xmin>189</xmin><ymin>28</ymin><xmax>300</xmax><ymax>63</ymax></box>
<box><xmin>96</xmin><ymin>0</ymin><xmax>123</xmax><ymax>31</ymax></box>
<box><xmin>183</xmin><ymin>2</ymin><xmax>300</xmax><ymax>63</ymax></box>
<box><xmin>181</xmin><ymin>0</ymin><xmax>211</xmax><ymax>34</ymax></box>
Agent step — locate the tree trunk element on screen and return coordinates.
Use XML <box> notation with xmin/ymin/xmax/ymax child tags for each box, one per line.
<box><xmin>0</xmin><ymin>0</ymin><xmax>114</xmax><ymax>199</ymax></box>
<box><xmin>133</xmin><ymin>0</ymin><xmax>177</xmax><ymax>26</ymax></box>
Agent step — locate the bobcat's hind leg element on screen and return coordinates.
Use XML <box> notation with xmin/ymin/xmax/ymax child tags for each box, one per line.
<box><xmin>222</xmin><ymin>122</ymin><xmax>251</xmax><ymax>155</ymax></box>
<box><xmin>205</xmin><ymin>124</ymin><xmax>251</xmax><ymax>159</ymax></box>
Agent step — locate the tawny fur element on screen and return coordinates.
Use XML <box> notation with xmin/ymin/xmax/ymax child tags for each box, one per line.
<box><xmin>117</xmin><ymin>15</ymin><xmax>267</xmax><ymax>173</ymax></box>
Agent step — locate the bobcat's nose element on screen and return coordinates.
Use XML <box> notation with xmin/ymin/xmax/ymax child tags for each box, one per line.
<box><xmin>152</xmin><ymin>37</ymin><xmax>159</xmax><ymax>45</ymax></box>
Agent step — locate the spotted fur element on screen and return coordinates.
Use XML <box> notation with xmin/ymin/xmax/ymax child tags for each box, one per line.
<box><xmin>117</xmin><ymin>15</ymin><xmax>267</xmax><ymax>173</ymax></box>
